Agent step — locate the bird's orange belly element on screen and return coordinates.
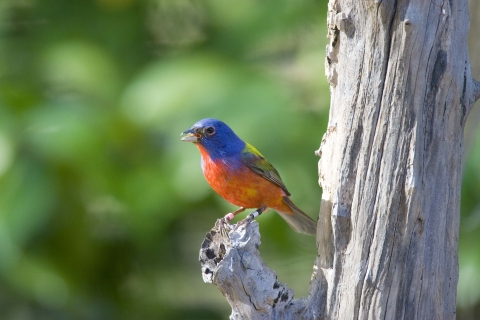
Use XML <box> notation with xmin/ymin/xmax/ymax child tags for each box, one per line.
<box><xmin>202</xmin><ymin>157</ymin><xmax>288</xmax><ymax>212</ymax></box>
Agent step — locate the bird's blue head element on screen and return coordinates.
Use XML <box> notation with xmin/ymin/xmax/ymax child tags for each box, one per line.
<box><xmin>181</xmin><ymin>118</ymin><xmax>246</xmax><ymax>159</ymax></box>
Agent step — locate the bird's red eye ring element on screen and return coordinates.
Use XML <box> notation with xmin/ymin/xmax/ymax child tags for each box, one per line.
<box><xmin>205</xmin><ymin>126</ymin><xmax>215</xmax><ymax>136</ymax></box>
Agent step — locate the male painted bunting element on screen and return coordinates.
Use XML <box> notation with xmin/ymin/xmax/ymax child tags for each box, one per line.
<box><xmin>181</xmin><ymin>118</ymin><xmax>317</xmax><ymax>235</ymax></box>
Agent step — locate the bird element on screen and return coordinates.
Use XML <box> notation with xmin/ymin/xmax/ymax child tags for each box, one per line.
<box><xmin>181</xmin><ymin>118</ymin><xmax>317</xmax><ymax>236</ymax></box>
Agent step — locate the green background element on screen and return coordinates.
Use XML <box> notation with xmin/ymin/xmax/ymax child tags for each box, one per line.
<box><xmin>0</xmin><ymin>0</ymin><xmax>479</xmax><ymax>319</ymax></box>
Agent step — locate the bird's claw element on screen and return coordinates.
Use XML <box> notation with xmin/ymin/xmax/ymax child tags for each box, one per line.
<box><xmin>233</xmin><ymin>214</ymin><xmax>253</xmax><ymax>232</ymax></box>
<box><xmin>224</xmin><ymin>212</ymin><xmax>235</xmax><ymax>221</ymax></box>
<box><xmin>221</xmin><ymin>212</ymin><xmax>236</xmax><ymax>228</ymax></box>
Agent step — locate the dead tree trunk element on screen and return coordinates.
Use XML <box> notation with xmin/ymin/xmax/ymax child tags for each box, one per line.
<box><xmin>199</xmin><ymin>0</ymin><xmax>480</xmax><ymax>319</ymax></box>
<box><xmin>317</xmin><ymin>0</ymin><xmax>479</xmax><ymax>318</ymax></box>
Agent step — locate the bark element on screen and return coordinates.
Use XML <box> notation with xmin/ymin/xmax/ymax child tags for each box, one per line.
<box><xmin>199</xmin><ymin>0</ymin><xmax>479</xmax><ymax>319</ymax></box>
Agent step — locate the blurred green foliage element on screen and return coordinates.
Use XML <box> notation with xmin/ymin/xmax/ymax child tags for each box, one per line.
<box><xmin>459</xmin><ymin>124</ymin><xmax>480</xmax><ymax>318</ymax></box>
<box><xmin>0</xmin><ymin>0</ymin><xmax>328</xmax><ymax>319</ymax></box>
<box><xmin>0</xmin><ymin>0</ymin><xmax>479</xmax><ymax>319</ymax></box>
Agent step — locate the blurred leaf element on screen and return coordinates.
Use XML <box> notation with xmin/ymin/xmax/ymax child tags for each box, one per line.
<box><xmin>0</xmin><ymin>159</ymin><xmax>56</xmax><ymax>247</ymax></box>
<box><xmin>41</xmin><ymin>41</ymin><xmax>121</xmax><ymax>102</ymax></box>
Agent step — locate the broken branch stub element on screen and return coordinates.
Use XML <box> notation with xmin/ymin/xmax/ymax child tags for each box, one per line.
<box><xmin>199</xmin><ymin>219</ymin><xmax>323</xmax><ymax>320</ymax></box>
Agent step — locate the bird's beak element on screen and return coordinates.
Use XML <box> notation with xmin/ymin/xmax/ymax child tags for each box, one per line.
<box><xmin>181</xmin><ymin>128</ymin><xmax>200</xmax><ymax>142</ymax></box>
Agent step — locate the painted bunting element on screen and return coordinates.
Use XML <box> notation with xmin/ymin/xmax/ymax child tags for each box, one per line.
<box><xmin>181</xmin><ymin>118</ymin><xmax>317</xmax><ymax>235</ymax></box>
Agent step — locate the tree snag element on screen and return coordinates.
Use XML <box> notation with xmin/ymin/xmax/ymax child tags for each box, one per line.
<box><xmin>200</xmin><ymin>220</ymin><xmax>326</xmax><ymax>319</ymax></box>
<box><xmin>199</xmin><ymin>0</ymin><xmax>480</xmax><ymax>319</ymax></box>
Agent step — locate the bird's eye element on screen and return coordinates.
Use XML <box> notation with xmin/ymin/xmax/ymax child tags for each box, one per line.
<box><xmin>205</xmin><ymin>126</ymin><xmax>215</xmax><ymax>136</ymax></box>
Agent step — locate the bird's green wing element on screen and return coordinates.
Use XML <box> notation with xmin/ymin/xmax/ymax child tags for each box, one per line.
<box><xmin>241</xmin><ymin>143</ymin><xmax>291</xmax><ymax>196</ymax></box>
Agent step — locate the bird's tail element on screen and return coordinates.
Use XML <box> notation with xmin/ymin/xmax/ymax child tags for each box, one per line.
<box><xmin>278</xmin><ymin>197</ymin><xmax>317</xmax><ymax>236</ymax></box>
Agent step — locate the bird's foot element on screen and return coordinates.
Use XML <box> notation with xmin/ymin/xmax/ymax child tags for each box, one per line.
<box><xmin>233</xmin><ymin>207</ymin><xmax>266</xmax><ymax>232</ymax></box>
<box><xmin>223</xmin><ymin>207</ymin><xmax>245</xmax><ymax>223</ymax></box>
<box><xmin>233</xmin><ymin>216</ymin><xmax>252</xmax><ymax>232</ymax></box>
<box><xmin>224</xmin><ymin>212</ymin><xmax>235</xmax><ymax>221</ymax></box>
<box><xmin>218</xmin><ymin>213</ymin><xmax>235</xmax><ymax>230</ymax></box>
<box><xmin>217</xmin><ymin>217</ymin><xmax>230</xmax><ymax>228</ymax></box>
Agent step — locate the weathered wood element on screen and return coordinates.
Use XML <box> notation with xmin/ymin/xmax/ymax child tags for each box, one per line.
<box><xmin>199</xmin><ymin>219</ymin><xmax>326</xmax><ymax>320</ymax></box>
<box><xmin>199</xmin><ymin>0</ymin><xmax>479</xmax><ymax>319</ymax></box>
<box><xmin>473</xmin><ymin>79</ymin><xmax>480</xmax><ymax>104</ymax></box>
<box><xmin>318</xmin><ymin>0</ymin><xmax>478</xmax><ymax>319</ymax></box>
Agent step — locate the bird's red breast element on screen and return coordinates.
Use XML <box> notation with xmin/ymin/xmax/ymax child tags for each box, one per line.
<box><xmin>197</xmin><ymin>144</ymin><xmax>292</xmax><ymax>214</ymax></box>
